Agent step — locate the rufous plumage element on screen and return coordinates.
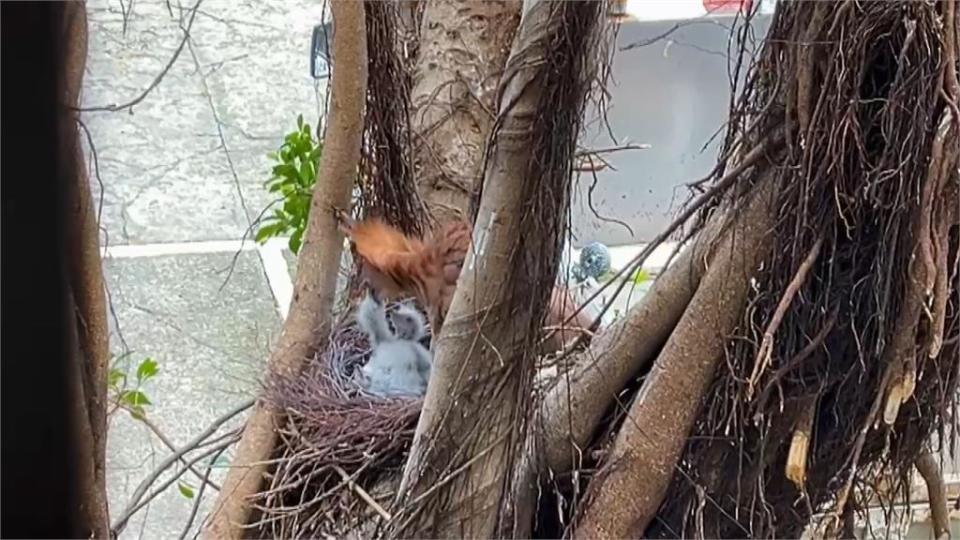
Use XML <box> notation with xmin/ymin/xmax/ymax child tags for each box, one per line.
<box><xmin>338</xmin><ymin>215</ymin><xmax>591</xmax><ymax>350</ymax></box>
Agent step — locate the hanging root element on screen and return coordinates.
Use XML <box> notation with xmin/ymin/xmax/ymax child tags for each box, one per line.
<box><xmin>624</xmin><ymin>1</ymin><xmax>960</xmax><ymax>537</ymax></box>
<box><xmin>785</xmin><ymin>398</ymin><xmax>816</xmax><ymax>489</ymax></box>
<box><xmin>357</xmin><ymin>0</ymin><xmax>425</xmax><ymax>237</ymax></box>
<box><xmin>916</xmin><ymin>452</ymin><xmax>952</xmax><ymax>540</ymax></box>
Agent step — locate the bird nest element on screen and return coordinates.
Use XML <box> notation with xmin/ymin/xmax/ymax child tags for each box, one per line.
<box><xmin>249</xmin><ymin>317</ymin><xmax>423</xmax><ymax>539</ymax></box>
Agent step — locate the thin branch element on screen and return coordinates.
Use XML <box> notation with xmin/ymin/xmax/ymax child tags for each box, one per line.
<box><xmin>218</xmin><ymin>198</ymin><xmax>283</xmax><ymax>293</ymax></box>
<box><xmin>128</xmin><ymin>408</ymin><xmax>222</xmax><ymax>492</ymax></box>
<box><xmin>332</xmin><ymin>465</ymin><xmax>392</xmax><ymax>521</ymax></box>
<box><xmin>575</xmin><ymin>143</ymin><xmax>651</xmax><ymax>157</ymax></box>
<box><xmin>76</xmin><ymin>118</ymin><xmax>105</xmax><ymax>225</ymax></box>
<box><xmin>543</xmin><ymin>131</ymin><xmax>783</xmax><ymax>352</ymax></box>
<box><xmin>748</xmin><ymin>235</ymin><xmax>824</xmax><ymax>394</ymax></box>
<box><xmin>754</xmin><ymin>306</ymin><xmax>839</xmax><ymax>415</ymax></box>
<box><xmin>110</xmin><ymin>399</ymin><xmax>253</xmax><ymax>533</ymax></box>
<box><xmin>177</xmin><ymin>443</ymin><xmax>231</xmax><ymax>540</ymax></box>
<box><xmin>620</xmin><ymin>19</ymin><xmax>723</xmax><ymax>51</ymax></box>
<box><xmin>112</xmin><ymin>433</ymin><xmax>240</xmax><ymax>535</ymax></box>
<box><xmin>583</xmin><ymin>160</ymin><xmax>636</xmax><ymax>236</ymax></box>
<box><xmin>79</xmin><ymin>0</ymin><xmax>204</xmax><ymax>113</ymax></box>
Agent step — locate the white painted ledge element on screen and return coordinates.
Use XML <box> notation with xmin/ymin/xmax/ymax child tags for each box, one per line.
<box><xmin>100</xmin><ymin>237</ymin><xmax>295</xmax><ymax>320</ymax></box>
<box><xmin>101</xmin><ymin>239</ymin><xmax>256</xmax><ymax>258</ymax></box>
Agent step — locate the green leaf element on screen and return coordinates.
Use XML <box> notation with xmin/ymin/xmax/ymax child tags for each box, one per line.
<box><xmin>255</xmin><ymin>222</ymin><xmax>284</xmax><ymax>243</ymax></box>
<box><xmin>297</xmin><ymin>198</ymin><xmax>311</xmax><ymax>220</ymax></box>
<box><xmin>273</xmin><ymin>163</ymin><xmax>298</xmax><ymax>180</ymax></box>
<box><xmin>136</xmin><ymin>358</ymin><xmax>158</xmax><ymax>382</ymax></box>
<box><xmin>178</xmin><ymin>482</ymin><xmax>195</xmax><ymax>499</ymax></box>
<box><xmin>632</xmin><ymin>268</ymin><xmax>651</xmax><ymax>284</ymax></box>
<box><xmin>298</xmin><ymin>160</ymin><xmax>314</xmax><ymax>186</ymax></box>
<box><xmin>282</xmin><ymin>198</ymin><xmax>298</xmax><ymax>216</ymax></box>
<box><xmin>108</xmin><ymin>368</ymin><xmax>126</xmax><ymax>388</ymax></box>
<box><xmin>121</xmin><ymin>390</ymin><xmax>151</xmax><ymax>407</ymax></box>
<box><xmin>289</xmin><ymin>228</ymin><xmax>304</xmax><ymax>254</ymax></box>
<box><xmin>259</xmin><ymin>116</ymin><xmax>325</xmax><ymax>257</ymax></box>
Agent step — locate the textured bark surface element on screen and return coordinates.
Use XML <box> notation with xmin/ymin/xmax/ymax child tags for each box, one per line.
<box><xmin>203</xmin><ymin>2</ymin><xmax>367</xmax><ymax>536</ymax></box>
<box><xmin>61</xmin><ymin>4</ymin><xmax>112</xmax><ymax>537</ymax></box>
<box><xmin>410</xmin><ymin>0</ymin><xmax>521</xmax><ymax>222</ymax></box>
<box><xmin>392</xmin><ymin>2</ymin><xmax>600</xmax><ymax>537</ymax></box>
<box><xmin>538</xmin><ymin>215</ymin><xmax>725</xmax><ymax>473</ymax></box>
<box><xmin>508</xmin><ymin>197</ymin><xmax>731</xmax><ymax>538</ymax></box>
<box><xmin>574</xmin><ymin>179</ymin><xmax>776</xmax><ymax>539</ymax></box>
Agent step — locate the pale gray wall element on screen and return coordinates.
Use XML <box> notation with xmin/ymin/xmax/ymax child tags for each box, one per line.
<box><xmin>572</xmin><ymin>15</ymin><xmax>772</xmax><ymax>247</ymax></box>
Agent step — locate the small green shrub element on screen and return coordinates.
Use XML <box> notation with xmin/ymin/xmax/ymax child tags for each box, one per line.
<box><xmin>255</xmin><ymin>115</ymin><xmax>323</xmax><ymax>254</ymax></box>
<box><xmin>108</xmin><ymin>354</ymin><xmax>159</xmax><ymax>420</ymax></box>
<box><xmin>631</xmin><ymin>268</ymin><xmax>652</xmax><ymax>285</ymax></box>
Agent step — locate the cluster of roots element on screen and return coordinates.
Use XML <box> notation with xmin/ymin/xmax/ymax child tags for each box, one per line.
<box><xmin>646</xmin><ymin>1</ymin><xmax>960</xmax><ymax>537</ymax></box>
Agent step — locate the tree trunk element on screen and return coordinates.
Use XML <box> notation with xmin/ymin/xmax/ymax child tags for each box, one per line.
<box><xmin>389</xmin><ymin>2</ymin><xmax>605</xmax><ymax>537</ymax></box>
<box><xmin>60</xmin><ymin>3</ymin><xmax>113</xmax><ymax>537</ymax></box>
<box><xmin>203</xmin><ymin>2</ymin><xmax>368</xmax><ymax>536</ymax></box>
<box><xmin>409</xmin><ymin>0</ymin><xmax>521</xmax><ymax>222</ymax></box>
<box><xmin>575</xmin><ymin>178</ymin><xmax>775</xmax><ymax>538</ymax></box>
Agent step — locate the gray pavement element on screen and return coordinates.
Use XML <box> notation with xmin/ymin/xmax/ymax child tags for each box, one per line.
<box><xmin>82</xmin><ymin>0</ymin><xmax>322</xmax><ymax>537</ymax></box>
<box><xmin>104</xmin><ymin>251</ymin><xmax>278</xmax><ymax>538</ymax></box>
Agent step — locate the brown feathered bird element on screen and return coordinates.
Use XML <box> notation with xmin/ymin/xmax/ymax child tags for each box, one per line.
<box><xmin>339</xmin><ymin>215</ymin><xmax>591</xmax><ymax>350</ymax></box>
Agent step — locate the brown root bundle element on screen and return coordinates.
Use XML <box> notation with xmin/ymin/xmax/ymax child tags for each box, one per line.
<box><xmin>646</xmin><ymin>1</ymin><xmax>960</xmax><ymax>537</ymax></box>
<box><xmin>357</xmin><ymin>0</ymin><xmax>425</xmax><ymax>237</ymax></box>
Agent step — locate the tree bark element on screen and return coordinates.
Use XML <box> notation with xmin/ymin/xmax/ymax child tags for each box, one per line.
<box><xmin>504</xmin><ymin>203</ymin><xmax>731</xmax><ymax>536</ymax></box>
<box><xmin>537</xmin><ymin>214</ymin><xmax>724</xmax><ymax>474</ymax></box>
<box><xmin>410</xmin><ymin>0</ymin><xmax>521</xmax><ymax>222</ymax></box>
<box><xmin>61</xmin><ymin>3</ymin><xmax>112</xmax><ymax>537</ymax></box>
<box><xmin>574</xmin><ymin>178</ymin><xmax>776</xmax><ymax>539</ymax></box>
<box><xmin>203</xmin><ymin>2</ymin><xmax>367</xmax><ymax>536</ymax></box>
<box><xmin>391</xmin><ymin>2</ymin><xmax>602</xmax><ymax>537</ymax></box>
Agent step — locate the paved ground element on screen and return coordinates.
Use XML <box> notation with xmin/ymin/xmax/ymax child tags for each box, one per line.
<box><xmin>82</xmin><ymin>0</ymin><xmax>322</xmax><ymax>536</ymax></box>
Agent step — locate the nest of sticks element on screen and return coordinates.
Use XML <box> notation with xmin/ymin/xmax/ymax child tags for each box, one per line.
<box><xmin>250</xmin><ymin>313</ymin><xmax>424</xmax><ymax>539</ymax></box>
<box><xmin>248</xmin><ymin>5</ymin><xmax>431</xmax><ymax>536</ymax></box>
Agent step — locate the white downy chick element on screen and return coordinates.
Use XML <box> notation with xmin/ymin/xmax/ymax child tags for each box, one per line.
<box><xmin>355</xmin><ymin>293</ymin><xmax>432</xmax><ymax>398</ymax></box>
